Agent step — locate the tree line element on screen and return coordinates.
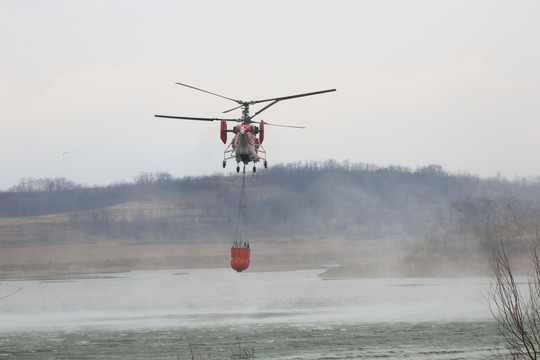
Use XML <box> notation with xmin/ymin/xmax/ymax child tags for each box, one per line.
<box><xmin>2</xmin><ymin>161</ymin><xmax>540</xmax><ymax>246</ymax></box>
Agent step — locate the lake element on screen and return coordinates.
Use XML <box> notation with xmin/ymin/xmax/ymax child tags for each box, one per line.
<box><xmin>0</xmin><ymin>268</ymin><xmax>507</xmax><ymax>359</ymax></box>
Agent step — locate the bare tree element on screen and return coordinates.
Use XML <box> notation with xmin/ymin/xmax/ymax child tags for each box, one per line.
<box><xmin>490</xmin><ymin>236</ymin><xmax>540</xmax><ymax>359</ymax></box>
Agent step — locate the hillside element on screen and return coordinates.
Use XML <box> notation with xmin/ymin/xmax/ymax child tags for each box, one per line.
<box><xmin>1</xmin><ymin>161</ymin><xmax>539</xmax><ymax>279</ymax></box>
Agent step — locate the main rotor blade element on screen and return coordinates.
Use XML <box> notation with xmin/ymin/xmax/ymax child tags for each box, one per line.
<box><xmin>250</xmin><ymin>88</ymin><xmax>336</xmax><ymax>118</ymax></box>
<box><xmin>253</xmin><ymin>89</ymin><xmax>336</xmax><ymax>104</ymax></box>
<box><xmin>262</xmin><ymin>121</ymin><xmax>305</xmax><ymax>129</ymax></box>
<box><xmin>155</xmin><ymin>114</ymin><xmax>238</xmax><ymax>122</ymax></box>
<box><xmin>222</xmin><ymin>104</ymin><xmax>243</xmax><ymax>114</ymax></box>
<box><xmin>251</xmin><ymin>100</ymin><xmax>279</xmax><ymax>119</ymax></box>
<box><xmin>176</xmin><ymin>82</ymin><xmax>241</xmax><ymax>104</ymax></box>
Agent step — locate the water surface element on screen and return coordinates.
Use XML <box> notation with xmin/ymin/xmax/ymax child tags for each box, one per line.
<box><xmin>0</xmin><ymin>268</ymin><xmax>506</xmax><ymax>358</ymax></box>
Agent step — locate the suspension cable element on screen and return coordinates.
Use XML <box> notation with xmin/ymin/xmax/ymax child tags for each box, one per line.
<box><xmin>233</xmin><ymin>165</ymin><xmax>248</xmax><ymax>248</ymax></box>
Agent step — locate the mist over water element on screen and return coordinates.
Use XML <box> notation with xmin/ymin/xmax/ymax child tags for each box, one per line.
<box><xmin>1</xmin><ymin>269</ymin><xmax>492</xmax><ymax>330</ymax></box>
<box><xmin>0</xmin><ymin>269</ymin><xmax>506</xmax><ymax>358</ymax></box>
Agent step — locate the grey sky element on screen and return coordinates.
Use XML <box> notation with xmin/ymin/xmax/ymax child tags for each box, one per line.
<box><xmin>1</xmin><ymin>1</ymin><xmax>539</xmax><ymax>189</ymax></box>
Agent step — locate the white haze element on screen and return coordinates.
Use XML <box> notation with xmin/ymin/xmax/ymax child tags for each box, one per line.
<box><xmin>0</xmin><ymin>1</ymin><xmax>539</xmax><ymax>190</ymax></box>
<box><xmin>0</xmin><ymin>268</ymin><xmax>497</xmax><ymax>332</ymax></box>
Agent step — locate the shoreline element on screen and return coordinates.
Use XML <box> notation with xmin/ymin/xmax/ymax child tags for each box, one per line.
<box><xmin>1</xmin><ymin>261</ymin><xmax>496</xmax><ymax>282</ymax></box>
<box><xmin>1</xmin><ymin>238</ymin><xmax>524</xmax><ymax>281</ymax></box>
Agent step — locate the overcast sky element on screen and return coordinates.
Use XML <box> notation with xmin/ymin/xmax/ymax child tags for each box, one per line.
<box><xmin>1</xmin><ymin>1</ymin><xmax>539</xmax><ymax>190</ymax></box>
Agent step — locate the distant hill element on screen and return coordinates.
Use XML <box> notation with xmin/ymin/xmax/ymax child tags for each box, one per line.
<box><xmin>1</xmin><ymin>160</ymin><xmax>539</xmax><ymax>278</ymax></box>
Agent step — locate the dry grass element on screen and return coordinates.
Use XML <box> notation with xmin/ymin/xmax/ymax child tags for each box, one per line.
<box><xmin>0</xmin><ymin>204</ymin><xmax>502</xmax><ymax>280</ymax></box>
<box><xmin>0</xmin><ymin>205</ymin><xmax>404</xmax><ymax>279</ymax></box>
<box><xmin>0</xmin><ymin>234</ymin><xmax>440</xmax><ymax>280</ymax></box>
<box><xmin>0</xmin><ymin>243</ymin><xmax>227</xmax><ymax>279</ymax></box>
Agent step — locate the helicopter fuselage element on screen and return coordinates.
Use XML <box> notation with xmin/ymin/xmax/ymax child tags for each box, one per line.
<box><xmin>230</xmin><ymin>123</ymin><xmax>261</xmax><ymax>165</ymax></box>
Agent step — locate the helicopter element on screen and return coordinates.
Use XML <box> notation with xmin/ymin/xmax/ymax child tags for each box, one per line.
<box><xmin>155</xmin><ymin>82</ymin><xmax>336</xmax><ymax>173</ymax></box>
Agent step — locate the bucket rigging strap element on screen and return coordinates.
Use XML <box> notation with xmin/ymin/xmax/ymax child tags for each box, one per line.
<box><xmin>233</xmin><ymin>165</ymin><xmax>248</xmax><ymax>246</ymax></box>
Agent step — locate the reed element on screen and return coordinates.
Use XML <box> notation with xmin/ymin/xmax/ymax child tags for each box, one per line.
<box><xmin>180</xmin><ymin>335</ymin><xmax>255</xmax><ymax>360</ymax></box>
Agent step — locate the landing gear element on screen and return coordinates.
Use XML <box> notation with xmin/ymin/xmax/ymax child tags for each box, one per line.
<box><xmin>236</xmin><ymin>166</ymin><xmax>240</xmax><ymax>173</ymax></box>
<box><xmin>264</xmin><ymin>161</ymin><xmax>268</xmax><ymax>168</ymax></box>
<box><xmin>222</xmin><ymin>160</ymin><xmax>226</xmax><ymax>168</ymax></box>
<box><xmin>253</xmin><ymin>166</ymin><xmax>256</xmax><ymax>173</ymax></box>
